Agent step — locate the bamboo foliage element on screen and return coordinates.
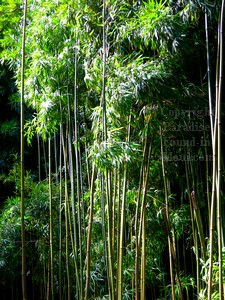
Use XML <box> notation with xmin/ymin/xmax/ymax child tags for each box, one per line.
<box><xmin>0</xmin><ymin>0</ymin><xmax>224</xmax><ymax>299</ymax></box>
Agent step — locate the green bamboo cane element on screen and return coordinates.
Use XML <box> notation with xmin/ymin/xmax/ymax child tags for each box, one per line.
<box><xmin>101</xmin><ymin>172</ymin><xmax>110</xmax><ymax>295</ymax></box>
<box><xmin>112</xmin><ymin>167</ymin><xmax>117</xmax><ymax>261</ymax></box>
<box><xmin>48</xmin><ymin>137</ymin><xmax>54</xmax><ymax>300</ymax></box>
<box><xmin>139</xmin><ymin>140</ymin><xmax>152</xmax><ymax>300</ymax></box>
<box><xmin>73</xmin><ymin>30</ymin><xmax>84</xmax><ymax>297</ymax></box>
<box><xmin>160</xmin><ymin>127</ymin><xmax>175</xmax><ymax>300</ymax></box>
<box><xmin>134</xmin><ymin>123</ymin><xmax>151</xmax><ymax>300</ymax></box>
<box><xmin>138</xmin><ymin>125</ymin><xmax>153</xmax><ymax>300</ymax></box>
<box><xmin>84</xmin><ymin>163</ymin><xmax>96</xmax><ymax>300</ymax></box>
<box><xmin>208</xmin><ymin>16</ymin><xmax>220</xmax><ymax>300</ymax></box>
<box><xmin>117</xmin><ymin>161</ymin><xmax>128</xmax><ymax>300</ymax></box>
<box><xmin>184</xmin><ymin>157</ymin><xmax>201</xmax><ymax>295</ymax></box>
<box><xmin>59</xmin><ymin>124</ymin><xmax>63</xmax><ymax>300</ymax></box>
<box><xmin>117</xmin><ymin>115</ymin><xmax>131</xmax><ymax>300</ymax></box>
<box><xmin>37</xmin><ymin>134</ymin><xmax>41</xmax><ymax>182</ymax></box>
<box><xmin>116</xmin><ymin>168</ymin><xmax>121</xmax><ymax>297</ymax></box>
<box><xmin>62</xmin><ymin>123</ymin><xmax>71</xmax><ymax>300</ymax></box>
<box><xmin>140</xmin><ymin>200</ymin><xmax>146</xmax><ymax>300</ymax></box>
<box><xmin>54</xmin><ymin>132</ymin><xmax>58</xmax><ymax>182</ymax></box>
<box><xmin>101</xmin><ymin>0</ymin><xmax>115</xmax><ymax>297</ymax></box>
<box><xmin>21</xmin><ymin>1</ymin><xmax>27</xmax><ymax>299</ymax></box>
<box><xmin>217</xmin><ymin>1</ymin><xmax>224</xmax><ymax>297</ymax></box>
<box><xmin>205</xmin><ymin>7</ymin><xmax>214</xmax><ymax>141</ymax></box>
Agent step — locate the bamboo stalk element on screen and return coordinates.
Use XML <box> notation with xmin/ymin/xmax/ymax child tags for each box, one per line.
<box><xmin>140</xmin><ymin>201</ymin><xmax>146</xmax><ymax>300</ymax></box>
<box><xmin>208</xmin><ymin>12</ymin><xmax>221</xmax><ymax>299</ymax></box>
<box><xmin>49</xmin><ymin>137</ymin><xmax>54</xmax><ymax>300</ymax></box>
<box><xmin>37</xmin><ymin>134</ymin><xmax>41</xmax><ymax>182</ymax></box>
<box><xmin>54</xmin><ymin>133</ymin><xmax>58</xmax><ymax>182</ymax></box>
<box><xmin>20</xmin><ymin>1</ymin><xmax>28</xmax><ymax>299</ymax></box>
<box><xmin>59</xmin><ymin>125</ymin><xmax>63</xmax><ymax>300</ymax></box>
<box><xmin>138</xmin><ymin>124</ymin><xmax>153</xmax><ymax>300</ymax></box>
<box><xmin>160</xmin><ymin>126</ymin><xmax>175</xmax><ymax>300</ymax></box>
<box><xmin>101</xmin><ymin>172</ymin><xmax>110</xmax><ymax>295</ymax></box>
<box><xmin>205</xmin><ymin>7</ymin><xmax>214</xmax><ymax>141</ymax></box>
<box><xmin>101</xmin><ymin>1</ymin><xmax>115</xmax><ymax>298</ymax></box>
<box><xmin>116</xmin><ymin>168</ymin><xmax>121</xmax><ymax>297</ymax></box>
<box><xmin>73</xmin><ymin>31</ymin><xmax>84</xmax><ymax>297</ymax></box>
<box><xmin>217</xmin><ymin>1</ymin><xmax>224</xmax><ymax>297</ymax></box>
<box><xmin>62</xmin><ymin>123</ymin><xmax>71</xmax><ymax>300</ymax></box>
<box><xmin>117</xmin><ymin>161</ymin><xmax>128</xmax><ymax>300</ymax></box>
<box><xmin>84</xmin><ymin>163</ymin><xmax>96</xmax><ymax>300</ymax></box>
<box><xmin>112</xmin><ymin>167</ymin><xmax>117</xmax><ymax>261</ymax></box>
<box><xmin>117</xmin><ymin>116</ymin><xmax>131</xmax><ymax>299</ymax></box>
<box><xmin>134</xmin><ymin>125</ymin><xmax>148</xmax><ymax>300</ymax></box>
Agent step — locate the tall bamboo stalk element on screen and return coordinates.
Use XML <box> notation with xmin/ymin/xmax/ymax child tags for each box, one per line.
<box><xmin>205</xmin><ymin>7</ymin><xmax>214</xmax><ymax>141</ymax></box>
<box><xmin>101</xmin><ymin>172</ymin><xmax>110</xmax><ymax>295</ymax></box>
<box><xmin>116</xmin><ymin>167</ymin><xmax>121</xmax><ymax>296</ymax></box>
<box><xmin>73</xmin><ymin>33</ymin><xmax>84</xmax><ymax>298</ymax></box>
<box><xmin>84</xmin><ymin>163</ymin><xmax>96</xmax><ymax>300</ymax></box>
<box><xmin>102</xmin><ymin>0</ymin><xmax>115</xmax><ymax>298</ymax></box>
<box><xmin>217</xmin><ymin>1</ymin><xmax>224</xmax><ymax>297</ymax></box>
<box><xmin>37</xmin><ymin>134</ymin><xmax>41</xmax><ymax>182</ymax></box>
<box><xmin>59</xmin><ymin>124</ymin><xmax>63</xmax><ymax>300</ymax></box>
<box><xmin>20</xmin><ymin>1</ymin><xmax>27</xmax><ymax>299</ymax></box>
<box><xmin>160</xmin><ymin>126</ymin><xmax>175</xmax><ymax>300</ymax></box>
<box><xmin>139</xmin><ymin>130</ymin><xmax>152</xmax><ymax>300</ymax></box>
<box><xmin>112</xmin><ymin>166</ymin><xmax>117</xmax><ymax>260</ymax></box>
<box><xmin>117</xmin><ymin>115</ymin><xmax>131</xmax><ymax>299</ymax></box>
<box><xmin>48</xmin><ymin>137</ymin><xmax>54</xmax><ymax>300</ymax></box>
<box><xmin>140</xmin><ymin>204</ymin><xmax>146</xmax><ymax>300</ymax></box>
<box><xmin>134</xmin><ymin>123</ymin><xmax>150</xmax><ymax>300</ymax></box>
<box><xmin>117</xmin><ymin>161</ymin><xmax>128</xmax><ymax>300</ymax></box>
<box><xmin>62</xmin><ymin>123</ymin><xmax>71</xmax><ymax>300</ymax></box>
<box><xmin>54</xmin><ymin>133</ymin><xmax>58</xmax><ymax>182</ymax></box>
<box><xmin>207</xmin><ymin>15</ymin><xmax>222</xmax><ymax>298</ymax></box>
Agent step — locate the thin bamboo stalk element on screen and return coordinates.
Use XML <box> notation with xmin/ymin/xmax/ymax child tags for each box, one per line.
<box><xmin>134</xmin><ymin>126</ymin><xmax>149</xmax><ymax>300</ymax></box>
<box><xmin>101</xmin><ymin>0</ymin><xmax>115</xmax><ymax>297</ymax></box>
<box><xmin>20</xmin><ymin>1</ymin><xmax>27</xmax><ymax>299</ymax></box>
<box><xmin>62</xmin><ymin>123</ymin><xmax>71</xmax><ymax>300</ymax></box>
<box><xmin>117</xmin><ymin>161</ymin><xmax>128</xmax><ymax>300</ymax></box>
<box><xmin>160</xmin><ymin>126</ymin><xmax>175</xmax><ymax>300</ymax></box>
<box><xmin>208</xmin><ymin>15</ymin><xmax>220</xmax><ymax>300</ymax></box>
<box><xmin>138</xmin><ymin>125</ymin><xmax>153</xmax><ymax>300</ymax></box>
<box><xmin>59</xmin><ymin>125</ymin><xmax>63</xmax><ymax>300</ymax></box>
<box><xmin>140</xmin><ymin>202</ymin><xmax>146</xmax><ymax>300</ymax></box>
<box><xmin>48</xmin><ymin>137</ymin><xmax>54</xmax><ymax>300</ymax></box>
<box><xmin>205</xmin><ymin>7</ymin><xmax>214</xmax><ymax>141</ymax></box>
<box><xmin>54</xmin><ymin>133</ymin><xmax>58</xmax><ymax>182</ymax></box>
<box><xmin>73</xmin><ymin>31</ymin><xmax>84</xmax><ymax>297</ymax></box>
<box><xmin>101</xmin><ymin>172</ymin><xmax>110</xmax><ymax>295</ymax></box>
<box><xmin>217</xmin><ymin>1</ymin><xmax>224</xmax><ymax>297</ymax></box>
<box><xmin>112</xmin><ymin>166</ymin><xmax>117</xmax><ymax>260</ymax></box>
<box><xmin>37</xmin><ymin>134</ymin><xmax>41</xmax><ymax>182</ymax></box>
<box><xmin>117</xmin><ymin>116</ymin><xmax>131</xmax><ymax>299</ymax></box>
<box><xmin>84</xmin><ymin>164</ymin><xmax>96</xmax><ymax>300</ymax></box>
<box><xmin>116</xmin><ymin>168</ymin><xmax>121</xmax><ymax>297</ymax></box>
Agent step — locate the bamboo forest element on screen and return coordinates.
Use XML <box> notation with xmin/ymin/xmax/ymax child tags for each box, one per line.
<box><xmin>0</xmin><ymin>0</ymin><xmax>225</xmax><ymax>299</ymax></box>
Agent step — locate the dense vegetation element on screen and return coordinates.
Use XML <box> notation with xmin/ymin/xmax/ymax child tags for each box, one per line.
<box><xmin>0</xmin><ymin>0</ymin><xmax>224</xmax><ymax>299</ymax></box>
